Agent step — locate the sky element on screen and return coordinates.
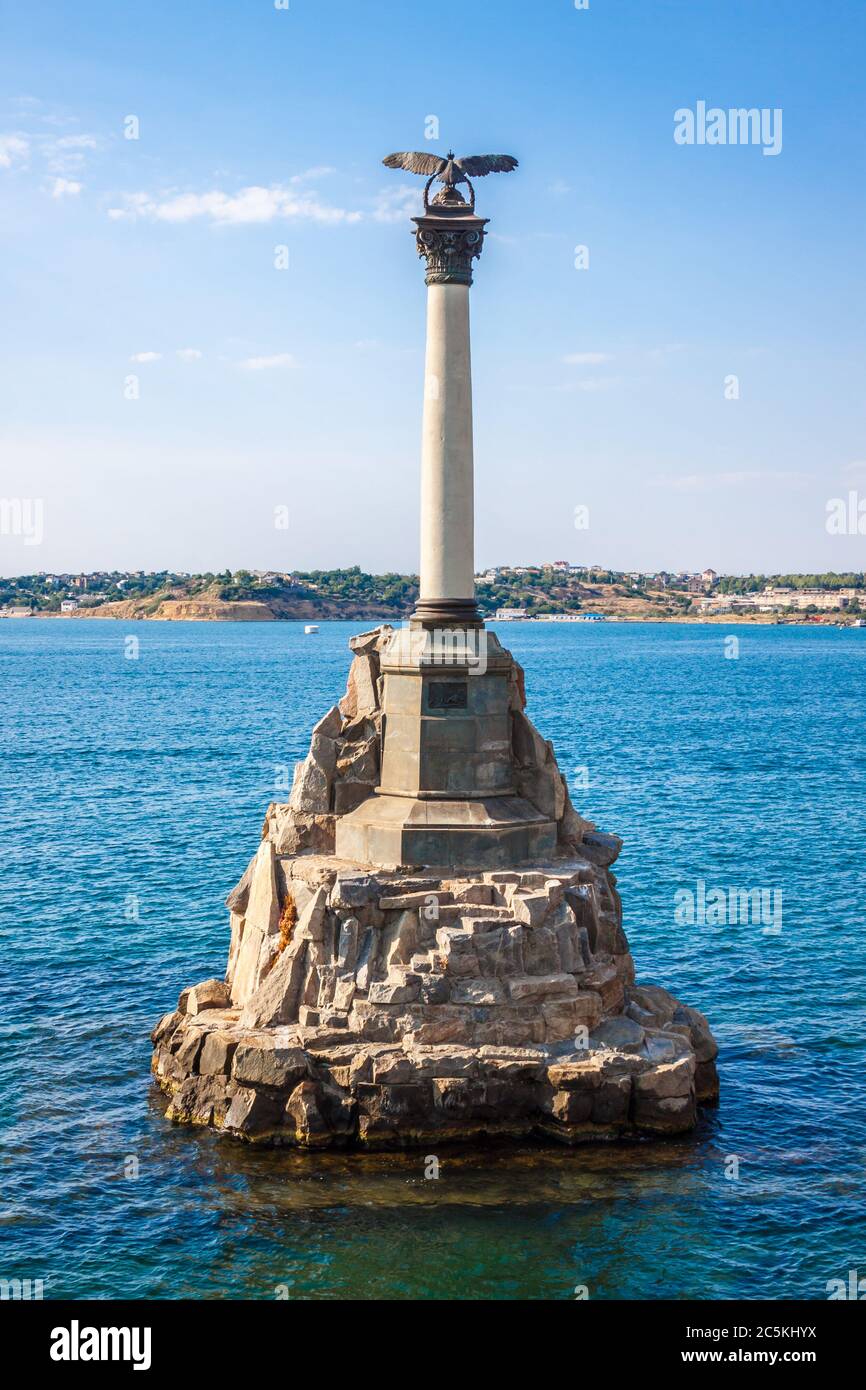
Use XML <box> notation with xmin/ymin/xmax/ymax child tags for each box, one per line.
<box><xmin>1</xmin><ymin>0</ymin><xmax>865</xmax><ymax>578</ymax></box>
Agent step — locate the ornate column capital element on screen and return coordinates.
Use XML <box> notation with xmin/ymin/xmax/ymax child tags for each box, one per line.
<box><xmin>412</xmin><ymin>201</ymin><xmax>489</xmax><ymax>287</ymax></box>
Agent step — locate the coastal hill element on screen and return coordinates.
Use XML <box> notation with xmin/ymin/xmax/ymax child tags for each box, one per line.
<box><xmin>2</xmin><ymin>565</ymin><xmax>864</xmax><ymax>623</ymax></box>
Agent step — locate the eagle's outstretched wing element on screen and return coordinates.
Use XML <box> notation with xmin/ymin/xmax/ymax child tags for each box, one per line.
<box><xmin>382</xmin><ymin>152</ymin><xmax>447</xmax><ymax>176</ymax></box>
<box><xmin>454</xmin><ymin>154</ymin><xmax>519</xmax><ymax>177</ymax></box>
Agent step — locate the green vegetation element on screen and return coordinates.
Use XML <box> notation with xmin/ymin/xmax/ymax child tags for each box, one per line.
<box><xmin>1</xmin><ymin>566</ymin><xmax>863</xmax><ymax>619</ymax></box>
<box><xmin>716</xmin><ymin>572</ymin><xmax>865</xmax><ymax>594</ymax></box>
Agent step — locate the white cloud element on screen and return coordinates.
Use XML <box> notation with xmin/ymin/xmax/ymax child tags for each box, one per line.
<box><xmin>563</xmin><ymin>352</ymin><xmax>613</xmax><ymax>366</ymax></box>
<box><xmin>129</xmin><ymin>351</ymin><xmax>162</xmax><ymax>363</ymax></box>
<box><xmin>0</xmin><ymin>135</ymin><xmax>29</xmax><ymax>168</ymax></box>
<box><xmin>372</xmin><ymin>185</ymin><xmax>423</xmax><ymax>223</ymax></box>
<box><xmin>239</xmin><ymin>353</ymin><xmax>298</xmax><ymax>371</ymax></box>
<box><xmin>290</xmin><ymin>165</ymin><xmax>336</xmax><ymax>183</ymax></box>
<box><xmin>109</xmin><ymin>183</ymin><xmax>362</xmax><ymax>226</ymax></box>
<box><xmin>54</xmin><ymin>134</ymin><xmax>98</xmax><ymax>150</ymax></box>
<box><xmin>45</xmin><ymin>132</ymin><xmax>100</xmax><ymax>175</ymax></box>
<box><xmin>176</xmin><ymin>348</ymin><xmax>203</xmax><ymax>361</ymax></box>
<box><xmin>50</xmin><ymin>176</ymin><xmax>82</xmax><ymax>198</ymax></box>
<box><xmin>548</xmin><ymin>179</ymin><xmax>571</xmax><ymax>196</ymax></box>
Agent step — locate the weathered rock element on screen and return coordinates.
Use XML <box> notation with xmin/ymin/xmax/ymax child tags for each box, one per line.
<box><xmin>507</xmin><ymin>973</ymin><xmax>578</xmax><ymax>1004</ymax></box>
<box><xmin>151</xmin><ymin>1010</ymin><xmax>182</xmax><ymax>1047</ymax></box>
<box><xmin>558</xmin><ymin>784</ymin><xmax>594</xmax><ymax>846</ymax></box>
<box><xmin>543</xmin><ymin>993</ymin><xmax>602</xmax><ymax>1039</ymax></box>
<box><xmin>289</xmin><ymin>753</ymin><xmax>330</xmax><ymax>814</ymax></box>
<box><xmin>264</xmin><ymin>803</ymin><xmax>336</xmax><ymax>856</ymax></box>
<box><xmin>198</xmin><ymin>1030</ymin><xmax>238</xmax><ymax>1075</ymax></box>
<box><xmin>695</xmin><ymin>1058</ymin><xmax>721</xmax><ymax>1103</ymax></box>
<box><xmin>224</xmin><ymin>1086</ymin><xmax>284</xmax><ymax>1139</ymax></box>
<box><xmin>523</xmin><ymin>924</ymin><xmax>562</xmax><ymax>974</ymax></box>
<box><xmin>239</xmin><ymin>937</ymin><xmax>308</xmax><ymax>1029</ymax></box>
<box><xmin>230</xmin><ymin>841</ymin><xmax>281</xmax><ymax>1002</ymax></box>
<box><xmin>634</xmin><ymin>1056</ymin><xmax>694</xmax><ymax>1100</ymax></box>
<box><xmin>449</xmin><ymin>978</ymin><xmax>506</xmax><ymax>1006</ymax></box>
<box><xmin>330</xmin><ymin>874</ymin><xmax>382</xmax><ymax>910</ymax></box>
<box><xmin>336</xmin><ymin>735</ymin><xmax>378</xmax><ymax>783</ymax></box>
<box><xmin>591</xmin><ymin>1016</ymin><xmax>645</xmax><ymax>1053</ymax></box>
<box><xmin>583</xmin><ymin>962</ymin><xmax>625</xmax><ymax>1013</ymax></box>
<box><xmin>473</xmin><ymin>925</ymin><xmax>525</xmax><ymax>977</ymax></box>
<box><xmin>348</xmin><ymin>625</ymin><xmax>393</xmax><ymax>656</ymax></box>
<box><xmin>313</xmin><ymin>705</ymin><xmax>343</xmax><ymax>740</ymax></box>
<box><xmin>231</xmin><ymin>1039</ymin><xmax>309</xmax><ymax>1089</ymax></box>
<box><xmin>511</xmin><ymin>892</ymin><xmax>552</xmax><ymax>928</ymax></box>
<box><xmin>225</xmin><ymin>853</ymin><xmax>256</xmax><ymax>914</ymax></box>
<box><xmin>339</xmin><ymin>653</ymin><xmax>380</xmax><ymax>721</ymax></box>
<box><xmin>369</xmin><ymin>978</ymin><xmax>420</xmax><ymax>1005</ymax></box>
<box><xmin>285</xmin><ymin>1079</ymin><xmax>352</xmax><ymax>1147</ymax></box>
<box><xmin>166</xmin><ymin>1075</ymin><xmax>237</xmax><ymax>1127</ymax></box>
<box><xmin>580</xmin><ymin>831</ymin><xmax>623</xmax><ymax>868</ymax></box>
<box><xmin>186</xmin><ymin>978</ymin><xmax>231</xmax><ymax>1016</ymax></box>
<box><xmin>592</xmin><ymin>1074</ymin><xmax>631</xmax><ymax>1125</ymax></box>
<box><xmin>672</xmin><ymin>1003</ymin><xmax>719</xmax><ymax>1063</ymax></box>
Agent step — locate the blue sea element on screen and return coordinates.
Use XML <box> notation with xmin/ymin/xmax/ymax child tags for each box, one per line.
<box><xmin>1</xmin><ymin>618</ymin><xmax>863</xmax><ymax>1300</ymax></box>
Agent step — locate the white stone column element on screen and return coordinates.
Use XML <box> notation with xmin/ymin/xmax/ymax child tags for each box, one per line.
<box><xmin>419</xmin><ymin>282</ymin><xmax>475</xmax><ymax>607</ymax></box>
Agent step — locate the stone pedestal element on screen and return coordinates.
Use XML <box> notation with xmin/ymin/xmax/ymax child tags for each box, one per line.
<box><xmin>151</xmin><ymin>624</ymin><xmax>720</xmax><ymax>1151</ymax></box>
<box><xmin>335</xmin><ymin>627</ymin><xmax>556</xmax><ymax>868</ymax></box>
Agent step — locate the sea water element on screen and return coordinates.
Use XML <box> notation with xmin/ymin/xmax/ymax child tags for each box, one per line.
<box><xmin>0</xmin><ymin>619</ymin><xmax>863</xmax><ymax>1299</ymax></box>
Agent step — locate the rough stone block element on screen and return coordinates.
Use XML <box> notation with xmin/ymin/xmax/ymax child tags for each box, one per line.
<box><xmin>198</xmin><ymin>1030</ymin><xmax>238</xmax><ymax>1076</ymax></box>
<box><xmin>231</xmin><ymin>1040</ymin><xmax>309</xmax><ymax>1090</ymax></box>
<box><xmin>224</xmin><ymin>1086</ymin><xmax>284</xmax><ymax>1138</ymax></box>
<box><xmin>448</xmin><ymin>978</ymin><xmax>505</xmax><ymax>1006</ymax></box>
<box><xmin>511</xmin><ymin>892</ymin><xmax>552</xmax><ymax>928</ymax></box>
<box><xmin>523</xmin><ymin>924</ymin><xmax>562</xmax><ymax>975</ymax></box>
<box><xmin>591</xmin><ymin>1074</ymin><xmax>631</xmax><ymax>1125</ymax></box>
<box><xmin>507</xmin><ymin>973</ymin><xmax>579</xmax><ymax>1004</ymax></box>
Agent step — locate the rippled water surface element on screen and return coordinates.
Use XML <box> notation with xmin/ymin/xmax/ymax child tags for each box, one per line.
<box><xmin>1</xmin><ymin>618</ymin><xmax>863</xmax><ymax>1299</ymax></box>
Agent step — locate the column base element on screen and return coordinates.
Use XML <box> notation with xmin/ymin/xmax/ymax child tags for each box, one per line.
<box><xmin>411</xmin><ymin>597</ymin><xmax>481</xmax><ymax>627</ymax></box>
<box><xmin>334</xmin><ymin>792</ymin><xmax>557</xmax><ymax>871</ymax></box>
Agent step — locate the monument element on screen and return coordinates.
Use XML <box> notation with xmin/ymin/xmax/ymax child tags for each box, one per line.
<box><xmin>336</xmin><ymin>150</ymin><xmax>556</xmax><ymax>870</ymax></box>
<box><xmin>151</xmin><ymin>150</ymin><xmax>719</xmax><ymax>1149</ymax></box>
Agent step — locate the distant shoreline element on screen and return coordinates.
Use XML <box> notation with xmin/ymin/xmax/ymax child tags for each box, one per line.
<box><xmin>5</xmin><ymin>568</ymin><xmax>862</xmax><ymax>626</ymax></box>
<box><xmin>9</xmin><ymin>611</ymin><xmax>860</xmax><ymax>629</ymax></box>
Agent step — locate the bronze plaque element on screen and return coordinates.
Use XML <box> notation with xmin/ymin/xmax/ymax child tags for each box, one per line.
<box><xmin>428</xmin><ymin>681</ymin><xmax>468</xmax><ymax>710</ymax></box>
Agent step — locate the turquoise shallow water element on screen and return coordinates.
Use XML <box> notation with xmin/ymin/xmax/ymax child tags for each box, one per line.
<box><xmin>0</xmin><ymin>618</ymin><xmax>863</xmax><ymax>1300</ymax></box>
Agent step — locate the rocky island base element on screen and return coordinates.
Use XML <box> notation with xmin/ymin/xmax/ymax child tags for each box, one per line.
<box><xmin>151</xmin><ymin>627</ymin><xmax>719</xmax><ymax>1149</ymax></box>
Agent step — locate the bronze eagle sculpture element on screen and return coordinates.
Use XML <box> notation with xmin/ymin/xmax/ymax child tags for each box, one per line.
<box><xmin>383</xmin><ymin>149</ymin><xmax>518</xmax><ymax>211</ymax></box>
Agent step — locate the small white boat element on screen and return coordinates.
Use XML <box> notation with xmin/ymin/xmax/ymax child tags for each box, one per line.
<box><xmin>304</xmin><ymin>624</ymin><xmax>319</xmax><ymax>635</ymax></box>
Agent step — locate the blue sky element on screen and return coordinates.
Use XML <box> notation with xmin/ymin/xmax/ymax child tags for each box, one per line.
<box><xmin>1</xmin><ymin>0</ymin><xmax>864</xmax><ymax>577</ymax></box>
